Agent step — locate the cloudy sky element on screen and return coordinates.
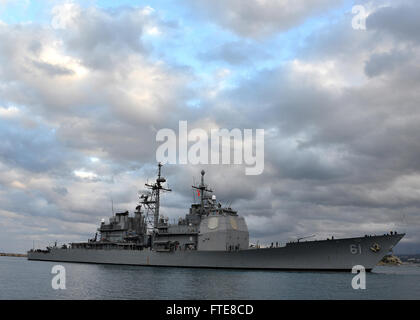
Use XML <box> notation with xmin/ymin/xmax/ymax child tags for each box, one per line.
<box><xmin>1</xmin><ymin>0</ymin><xmax>419</xmax><ymax>253</ymax></box>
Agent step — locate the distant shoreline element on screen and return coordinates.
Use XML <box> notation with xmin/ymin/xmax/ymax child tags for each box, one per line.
<box><xmin>0</xmin><ymin>253</ymin><xmax>27</xmax><ymax>257</ymax></box>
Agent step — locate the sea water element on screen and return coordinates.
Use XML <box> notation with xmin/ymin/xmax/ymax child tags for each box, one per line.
<box><xmin>1</xmin><ymin>256</ymin><xmax>419</xmax><ymax>299</ymax></box>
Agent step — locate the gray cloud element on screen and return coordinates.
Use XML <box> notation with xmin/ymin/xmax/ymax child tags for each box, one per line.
<box><xmin>184</xmin><ymin>0</ymin><xmax>343</xmax><ymax>38</ymax></box>
<box><xmin>364</xmin><ymin>50</ymin><xmax>410</xmax><ymax>78</ymax></box>
<box><xmin>367</xmin><ymin>2</ymin><xmax>420</xmax><ymax>43</ymax></box>
<box><xmin>59</xmin><ymin>7</ymin><xmax>149</xmax><ymax>69</ymax></box>
<box><xmin>31</xmin><ymin>60</ymin><xmax>75</xmax><ymax>76</ymax></box>
<box><xmin>198</xmin><ymin>41</ymin><xmax>271</xmax><ymax>66</ymax></box>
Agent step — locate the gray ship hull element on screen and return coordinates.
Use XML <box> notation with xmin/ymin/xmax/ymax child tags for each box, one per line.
<box><xmin>27</xmin><ymin>233</ymin><xmax>404</xmax><ymax>271</ymax></box>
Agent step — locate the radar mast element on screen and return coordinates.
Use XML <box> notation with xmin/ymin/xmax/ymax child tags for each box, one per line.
<box><xmin>192</xmin><ymin>170</ymin><xmax>213</xmax><ymax>215</ymax></box>
<box><xmin>139</xmin><ymin>163</ymin><xmax>171</xmax><ymax>230</ymax></box>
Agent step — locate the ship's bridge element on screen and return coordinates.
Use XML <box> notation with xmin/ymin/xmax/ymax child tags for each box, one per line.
<box><xmin>197</xmin><ymin>212</ymin><xmax>249</xmax><ymax>251</ymax></box>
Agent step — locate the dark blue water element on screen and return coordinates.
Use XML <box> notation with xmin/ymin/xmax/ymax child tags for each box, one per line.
<box><xmin>1</xmin><ymin>256</ymin><xmax>420</xmax><ymax>299</ymax></box>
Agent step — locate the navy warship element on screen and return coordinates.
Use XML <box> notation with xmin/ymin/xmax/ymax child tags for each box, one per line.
<box><xmin>28</xmin><ymin>164</ymin><xmax>405</xmax><ymax>271</ymax></box>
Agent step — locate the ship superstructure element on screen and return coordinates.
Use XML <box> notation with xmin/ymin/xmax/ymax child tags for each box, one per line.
<box><xmin>69</xmin><ymin>164</ymin><xmax>248</xmax><ymax>253</ymax></box>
